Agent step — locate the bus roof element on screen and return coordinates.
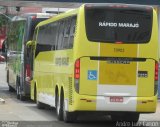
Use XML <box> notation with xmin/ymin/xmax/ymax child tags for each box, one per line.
<box><xmin>84</xmin><ymin>3</ymin><xmax>153</xmax><ymax>8</ymax></box>
<box><xmin>36</xmin><ymin>3</ymin><xmax>154</xmax><ymax>28</ymax></box>
<box><xmin>36</xmin><ymin>8</ymin><xmax>79</xmax><ymax>28</ymax></box>
<box><xmin>11</xmin><ymin>13</ymin><xmax>56</xmax><ymax>21</ymax></box>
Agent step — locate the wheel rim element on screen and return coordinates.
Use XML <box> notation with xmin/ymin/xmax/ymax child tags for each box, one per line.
<box><xmin>16</xmin><ymin>85</ymin><xmax>20</xmax><ymax>95</ymax></box>
<box><xmin>16</xmin><ymin>86</ymin><xmax>19</xmax><ymax>95</ymax></box>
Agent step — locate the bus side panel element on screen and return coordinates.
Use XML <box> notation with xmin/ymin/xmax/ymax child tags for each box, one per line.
<box><xmin>33</xmin><ymin>50</ymin><xmax>74</xmax><ymax>108</ymax></box>
<box><xmin>7</xmin><ymin>20</ymin><xmax>25</xmax><ymax>90</ymax></box>
<box><xmin>53</xmin><ymin>50</ymin><xmax>74</xmax><ymax>110</ymax></box>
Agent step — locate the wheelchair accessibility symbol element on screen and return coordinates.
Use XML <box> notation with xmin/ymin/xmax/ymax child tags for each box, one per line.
<box><xmin>88</xmin><ymin>70</ymin><xmax>97</xmax><ymax>80</ymax></box>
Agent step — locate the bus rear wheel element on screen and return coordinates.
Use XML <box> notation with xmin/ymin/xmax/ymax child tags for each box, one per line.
<box><xmin>16</xmin><ymin>80</ymin><xmax>20</xmax><ymax>99</ymax></box>
<box><xmin>9</xmin><ymin>85</ymin><xmax>14</xmax><ymax>92</ymax></box>
<box><xmin>56</xmin><ymin>91</ymin><xmax>63</xmax><ymax>121</ymax></box>
<box><xmin>16</xmin><ymin>86</ymin><xmax>20</xmax><ymax>99</ymax></box>
<box><xmin>7</xmin><ymin>70</ymin><xmax>9</xmax><ymax>83</ymax></box>
<box><xmin>34</xmin><ymin>86</ymin><xmax>45</xmax><ymax>109</ymax></box>
<box><xmin>63</xmin><ymin>98</ymin><xmax>77</xmax><ymax>122</ymax></box>
<box><xmin>20</xmin><ymin>94</ymin><xmax>26</xmax><ymax>101</ymax></box>
<box><xmin>61</xmin><ymin>90</ymin><xmax>77</xmax><ymax>122</ymax></box>
<box><xmin>37</xmin><ymin>101</ymin><xmax>45</xmax><ymax>109</ymax></box>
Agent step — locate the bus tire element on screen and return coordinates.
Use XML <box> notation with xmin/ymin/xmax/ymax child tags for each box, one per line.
<box><xmin>7</xmin><ymin>70</ymin><xmax>9</xmax><ymax>83</ymax></box>
<box><xmin>34</xmin><ymin>86</ymin><xmax>45</xmax><ymax>109</ymax></box>
<box><xmin>9</xmin><ymin>85</ymin><xmax>14</xmax><ymax>92</ymax></box>
<box><xmin>37</xmin><ymin>101</ymin><xmax>45</xmax><ymax>109</ymax></box>
<box><xmin>19</xmin><ymin>81</ymin><xmax>26</xmax><ymax>101</ymax></box>
<box><xmin>61</xmin><ymin>89</ymin><xmax>77</xmax><ymax>122</ymax></box>
<box><xmin>56</xmin><ymin>90</ymin><xmax>63</xmax><ymax>121</ymax></box>
<box><xmin>16</xmin><ymin>77</ymin><xmax>20</xmax><ymax>99</ymax></box>
<box><xmin>20</xmin><ymin>94</ymin><xmax>26</xmax><ymax>101</ymax></box>
<box><xmin>34</xmin><ymin>85</ymin><xmax>37</xmax><ymax>102</ymax></box>
<box><xmin>63</xmin><ymin>100</ymin><xmax>77</xmax><ymax>122</ymax></box>
<box><xmin>16</xmin><ymin>86</ymin><xmax>20</xmax><ymax>99</ymax></box>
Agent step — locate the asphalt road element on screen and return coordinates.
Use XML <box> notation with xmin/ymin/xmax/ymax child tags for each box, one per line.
<box><xmin>0</xmin><ymin>62</ymin><xmax>160</xmax><ymax>127</ymax></box>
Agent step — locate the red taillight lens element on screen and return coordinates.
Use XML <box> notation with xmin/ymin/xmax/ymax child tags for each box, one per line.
<box><xmin>75</xmin><ymin>59</ymin><xmax>80</xmax><ymax>79</ymax></box>
<box><xmin>155</xmin><ymin>62</ymin><xmax>158</xmax><ymax>81</ymax></box>
<box><xmin>26</xmin><ymin>64</ymin><xmax>31</xmax><ymax>78</ymax></box>
<box><xmin>109</xmin><ymin>5</ymin><xmax>128</xmax><ymax>8</ymax></box>
<box><xmin>31</xmin><ymin>16</ymin><xmax>37</xmax><ymax>20</ymax></box>
<box><xmin>115</xmin><ymin>41</ymin><xmax>123</xmax><ymax>44</ymax></box>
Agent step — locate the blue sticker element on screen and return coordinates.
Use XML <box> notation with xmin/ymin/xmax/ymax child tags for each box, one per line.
<box><xmin>88</xmin><ymin>70</ymin><xmax>97</xmax><ymax>80</ymax></box>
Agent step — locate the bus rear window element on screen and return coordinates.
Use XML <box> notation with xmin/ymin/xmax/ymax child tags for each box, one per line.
<box><xmin>85</xmin><ymin>5</ymin><xmax>153</xmax><ymax>43</ymax></box>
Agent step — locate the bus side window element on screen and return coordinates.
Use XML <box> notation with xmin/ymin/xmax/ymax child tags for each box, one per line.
<box><xmin>57</xmin><ymin>20</ymin><xmax>65</xmax><ymax>50</ymax></box>
<box><xmin>68</xmin><ymin>16</ymin><xmax>77</xmax><ymax>49</ymax></box>
<box><xmin>35</xmin><ymin>26</ymin><xmax>52</xmax><ymax>56</ymax></box>
<box><xmin>50</xmin><ymin>22</ymin><xmax>59</xmax><ymax>50</ymax></box>
<box><xmin>17</xmin><ymin>22</ymin><xmax>25</xmax><ymax>51</ymax></box>
<box><xmin>63</xmin><ymin>19</ymin><xmax>71</xmax><ymax>49</ymax></box>
<box><xmin>45</xmin><ymin>24</ymin><xmax>54</xmax><ymax>50</ymax></box>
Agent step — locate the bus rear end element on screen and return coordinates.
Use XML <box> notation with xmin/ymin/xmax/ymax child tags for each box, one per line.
<box><xmin>73</xmin><ymin>4</ymin><xmax>158</xmax><ymax>121</ymax></box>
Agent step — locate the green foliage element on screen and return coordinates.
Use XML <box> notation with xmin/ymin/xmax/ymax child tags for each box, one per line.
<box><xmin>0</xmin><ymin>15</ymin><xmax>8</xmax><ymax>27</ymax></box>
<box><xmin>7</xmin><ymin>21</ymin><xmax>25</xmax><ymax>51</ymax></box>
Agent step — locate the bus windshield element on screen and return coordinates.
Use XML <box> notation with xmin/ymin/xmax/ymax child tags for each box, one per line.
<box><xmin>85</xmin><ymin>5</ymin><xmax>153</xmax><ymax>43</ymax></box>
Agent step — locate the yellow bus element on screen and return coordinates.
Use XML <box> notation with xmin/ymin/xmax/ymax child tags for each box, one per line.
<box><xmin>28</xmin><ymin>4</ymin><xmax>158</xmax><ymax>122</ymax></box>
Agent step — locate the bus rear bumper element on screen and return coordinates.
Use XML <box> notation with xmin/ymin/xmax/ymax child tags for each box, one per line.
<box><xmin>72</xmin><ymin>94</ymin><xmax>157</xmax><ymax>113</ymax></box>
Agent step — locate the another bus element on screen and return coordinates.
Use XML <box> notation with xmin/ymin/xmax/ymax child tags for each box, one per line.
<box><xmin>29</xmin><ymin>4</ymin><xmax>158</xmax><ymax>122</ymax></box>
<box><xmin>6</xmin><ymin>13</ymin><xmax>53</xmax><ymax>100</ymax></box>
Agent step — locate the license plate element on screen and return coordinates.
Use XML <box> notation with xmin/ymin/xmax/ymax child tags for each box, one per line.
<box><xmin>110</xmin><ymin>96</ymin><xmax>123</xmax><ymax>103</ymax></box>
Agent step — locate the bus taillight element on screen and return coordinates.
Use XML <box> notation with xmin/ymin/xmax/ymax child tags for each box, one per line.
<box><xmin>74</xmin><ymin>59</ymin><xmax>80</xmax><ymax>93</ymax></box>
<box><xmin>109</xmin><ymin>5</ymin><xmax>128</xmax><ymax>8</ymax></box>
<box><xmin>116</xmin><ymin>41</ymin><xmax>123</xmax><ymax>44</ymax></box>
<box><xmin>26</xmin><ymin>64</ymin><xmax>31</xmax><ymax>82</ymax></box>
<box><xmin>154</xmin><ymin>62</ymin><xmax>158</xmax><ymax>95</ymax></box>
<box><xmin>31</xmin><ymin>16</ymin><xmax>37</xmax><ymax>20</ymax></box>
<box><xmin>75</xmin><ymin>59</ymin><xmax>80</xmax><ymax>79</ymax></box>
<box><xmin>155</xmin><ymin>62</ymin><xmax>158</xmax><ymax>81</ymax></box>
